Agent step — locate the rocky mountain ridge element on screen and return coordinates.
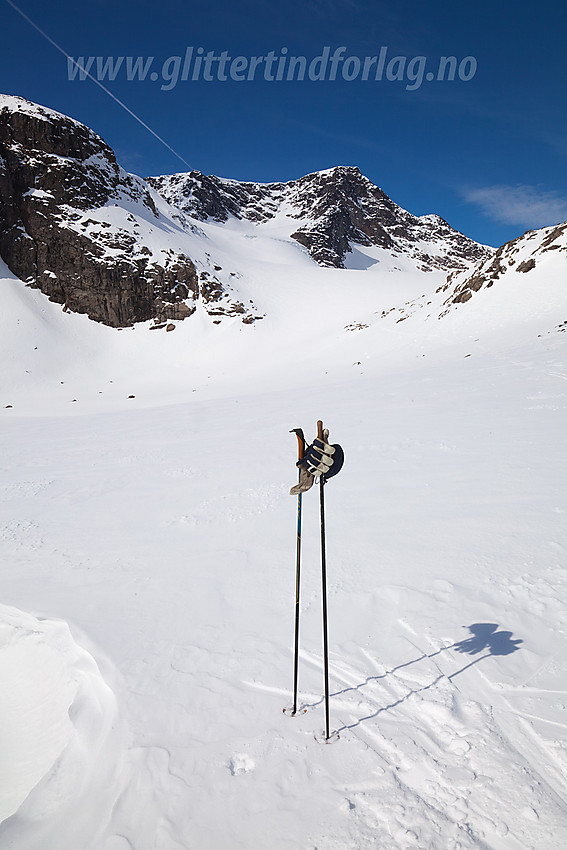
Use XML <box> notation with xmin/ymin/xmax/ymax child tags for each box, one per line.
<box><xmin>147</xmin><ymin>166</ymin><xmax>492</xmax><ymax>272</ymax></box>
<box><xmin>441</xmin><ymin>220</ymin><xmax>567</xmax><ymax>308</ymax></box>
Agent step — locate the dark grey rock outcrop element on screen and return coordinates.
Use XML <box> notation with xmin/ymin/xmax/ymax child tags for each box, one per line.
<box><xmin>0</xmin><ymin>95</ymin><xmax>199</xmax><ymax>327</ymax></box>
<box><xmin>441</xmin><ymin>221</ymin><xmax>567</xmax><ymax>308</ymax></box>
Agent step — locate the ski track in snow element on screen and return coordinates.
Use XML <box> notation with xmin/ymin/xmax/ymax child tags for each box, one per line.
<box><xmin>246</xmin><ymin>614</ymin><xmax>567</xmax><ymax>849</ymax></box>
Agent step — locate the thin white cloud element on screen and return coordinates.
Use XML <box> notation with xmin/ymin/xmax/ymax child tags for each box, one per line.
<box><xmin>463</xmin><ymin>185</ymin><xmax>567</xmax><ymax>228</ymax></box>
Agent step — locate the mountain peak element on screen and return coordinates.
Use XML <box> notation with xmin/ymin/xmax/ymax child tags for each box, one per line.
<box><xmin>309</xmin><ymin>164</ymin><xmax>362</xmax><ymax>178</ymax></box>
<box><xmin>147</xmin><ymin>166</ymin><xmax>491</xmax><ymax>271</ymax></box>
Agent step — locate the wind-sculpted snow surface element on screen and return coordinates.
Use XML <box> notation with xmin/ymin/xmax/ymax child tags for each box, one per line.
<box><xmin>0</xmin><ymin>605</ymin><xmax>126</xmax><ymax>850</ymax></box>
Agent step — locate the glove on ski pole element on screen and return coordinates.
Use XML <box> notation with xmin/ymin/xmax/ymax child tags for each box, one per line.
<box><xmin>292</xmin><ymin>429</ymin><xmax>344</xmax><ymax>490</ymax></box>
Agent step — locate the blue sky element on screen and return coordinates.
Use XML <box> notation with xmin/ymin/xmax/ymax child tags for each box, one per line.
<box><xmin>2</xmin><ymin>0</ymin><xmax>566</xmax><ymax>247</ymax></box>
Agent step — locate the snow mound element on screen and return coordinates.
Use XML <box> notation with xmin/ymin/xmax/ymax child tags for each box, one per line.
<box><xmin>0</xmin><ymin>604</ymin><xmax>124</xmax><ymax>850</ymax></box>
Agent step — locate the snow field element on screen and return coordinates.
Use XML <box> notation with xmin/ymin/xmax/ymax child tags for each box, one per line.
<box><xmin>1</xmin><ymin>239</ymin><xmax>567</xmax><ymax>847</ymax></box>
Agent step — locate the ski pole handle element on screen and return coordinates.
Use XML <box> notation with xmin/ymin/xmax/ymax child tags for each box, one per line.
<box><xmin>317</xmin><ymin>420</ymin><xmax>323</xmax><ymax>440</ymax></box>
<box><xmin>290</xmin><ymin>428</ymin><xmax>305</xmax><ymax>460</ymax></box>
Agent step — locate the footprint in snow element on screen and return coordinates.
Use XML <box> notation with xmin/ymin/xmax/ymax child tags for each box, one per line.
<box><xmin>228</xmin><ymin>754</ymin><xmax>255</xmax><ymax>775</ymax></box>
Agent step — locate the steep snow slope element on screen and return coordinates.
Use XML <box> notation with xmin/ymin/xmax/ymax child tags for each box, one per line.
<box><xmin>442</xmin><ymin>219</ymin><xmax>567</xmax><ymax>309</ymax></box>
<box><xmin>339</xmin><ymin>218</ymin><xmax>567</xmax><ymax>354</ymax></box>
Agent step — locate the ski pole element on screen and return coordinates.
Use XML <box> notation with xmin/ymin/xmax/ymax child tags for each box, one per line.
<box><xmin>290</xmin><ymin>427</ymin><xmax>305</xmax><ymax>716</ymax></box>
<box><xmin>317</xmin><ymin>419</ymin><xmax>331</xmax><ymax>741</ymax></box>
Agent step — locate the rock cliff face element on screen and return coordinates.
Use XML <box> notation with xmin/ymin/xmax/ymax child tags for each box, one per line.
<box><xmin>0</xmin><ymin>96</ymin><xmax>200</xmax><ymax>327</ymax></box>
<box><xmin>147</xmin><ymin>166</ymin><xmax>492</xmax><ymax>271</ymax></box>
<box><xmin>441</xmin><ymin>221</ymin><xmax>567</xmax><ymax>308</ymax></box>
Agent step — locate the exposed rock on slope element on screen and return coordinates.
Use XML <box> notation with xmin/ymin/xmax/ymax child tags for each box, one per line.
<box><xmin>147</xmin><ymin>166</ymin><xmax>492</xmax><ymax>271</ymax></box>
<box><xmin>146</xmin><ymin>169</ymin><xmax>281</xmax><ymax>224</ymax></box>
<box><xmin>0</xmin><ymin>95</ymin><xmax>251</xmax><ymax>327</ymax></box>
<box><xmin>441</xmin><ymin>221</ymin><xmax>567</xmax><ymax>308</ymax></box>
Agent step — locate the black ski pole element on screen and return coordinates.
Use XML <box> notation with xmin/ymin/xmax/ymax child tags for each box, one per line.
<box><xmin>290</xmin><ymin>428</ymin><xmax>305</xmax><ymax>716</ymax></box>
<box><xmin>317</xmin><ymin>419</ymin><xmax>331</xmax><ymax>741</ymax></box>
